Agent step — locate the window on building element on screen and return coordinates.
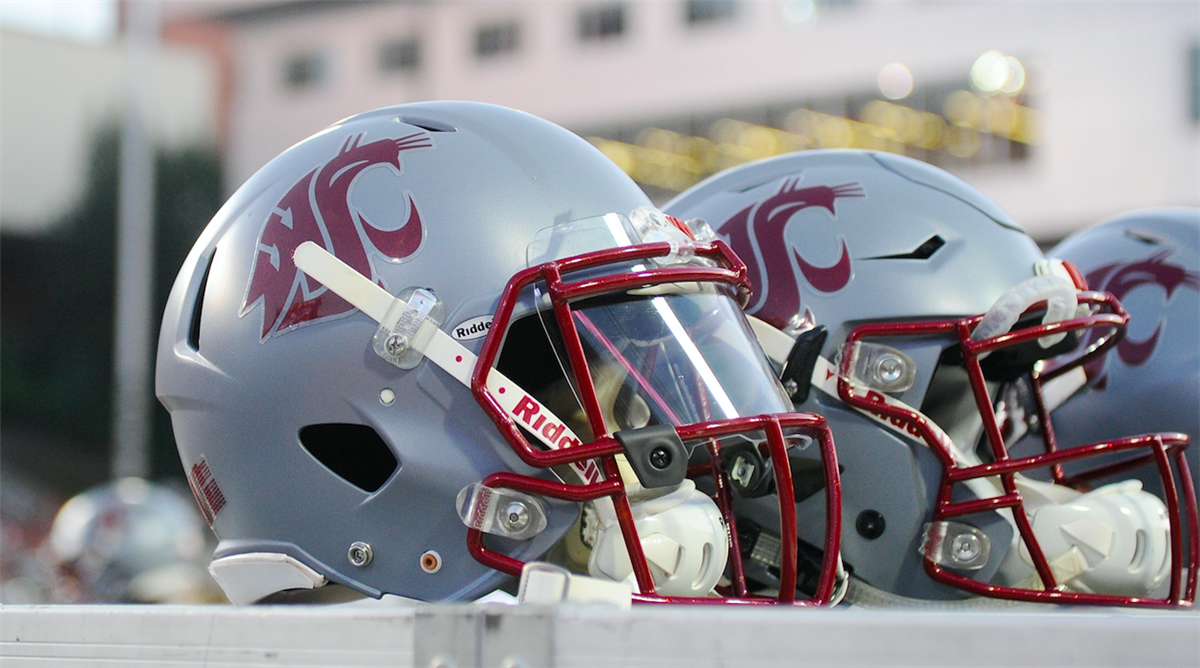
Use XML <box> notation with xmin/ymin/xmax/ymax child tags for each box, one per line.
<box><xmin>476</xmin><ymin>20</ymin><xmax>520</xmax><ymax>58</ymax></box>
<box><xmin>579</xmin><ymin>4</ymin><xmax>625</xmax><ymax>41</ymax></box>
<box><xmin>1190</xmin><ymin>44</ymin><xmax>1200</xmax><ymax>123</ymax></box>
<box><xmin>379</xmin><ymin>38</ymin><xmax>420</xmax><ymax>73</ymax></box>
<box><xmin>686</xmin><ymin>0</ymin><xmax>735</xmax><ymax>25</ymax></box>
<box><xmin>284</xmin><ymin>52</ymin><xmax>326</xmax><ymax>89</ymax></box>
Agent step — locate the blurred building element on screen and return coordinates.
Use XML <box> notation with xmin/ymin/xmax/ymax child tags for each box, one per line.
<box><xmin>1</xmin><ymin>13</ymin><xmax>226</xmax><ymax>509</ymax></box>
<box><xmin>165</xmin><ymin>0</ymin><xmax>1200</xmax><ymax>242</ymax></box>
<box><xmin>0</xmin><ymin>25</ymin><xmax>219</xmax><ymax>236</ymax></box>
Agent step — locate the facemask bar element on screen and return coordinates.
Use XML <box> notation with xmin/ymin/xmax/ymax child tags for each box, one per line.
<box><xmin>838</xmin><ymin>290</ymin><xmax>1197</xmax><ymax>607</ymax></box>
<box><xmin>470</xmin><ymin>237</ymin><xmax>843</xmax><ymax>605</ymax></box>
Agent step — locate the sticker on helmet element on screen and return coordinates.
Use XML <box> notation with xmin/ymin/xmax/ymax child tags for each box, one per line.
<box><xmin>187</xmin><ymin>456</ymin><xmax>227</xmax><ymax>527</ymax></box>
<box><xmin>242</xmin><ymin>131</ymin><xmax>433</xmax><ymax>339</ymax></box>
<box><xmin>451</xmin><ymin>315</ymin><xmax>494</xmax><ymax>341</ymax></box>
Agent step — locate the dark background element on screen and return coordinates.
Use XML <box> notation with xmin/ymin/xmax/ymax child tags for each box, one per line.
<box><xmin>1</xmin><ymin>128</ymin><xmax>222</xmax><ymax>496</ymax></box>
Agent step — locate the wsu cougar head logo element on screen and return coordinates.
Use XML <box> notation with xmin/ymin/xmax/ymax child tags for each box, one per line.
<box><xmin>1081</xmin><ymin>250</ymin><xmax>1199</xmax><ymax>382</ymax></box>
<box><xmin>717</xmin><ymin>179</ymin><xmax>864</xmax><ymax>330</ymax></box>
<box><xmin>242</xmin><ymin>131</ymin><xmax>432</xmax><ymax>339</ymax></box>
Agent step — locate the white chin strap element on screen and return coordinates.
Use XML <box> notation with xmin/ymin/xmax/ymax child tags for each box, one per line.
<box><xmin>588</xmin><ymin>479</ymin><xmax>729</xmax><ymax>597</ymax></box>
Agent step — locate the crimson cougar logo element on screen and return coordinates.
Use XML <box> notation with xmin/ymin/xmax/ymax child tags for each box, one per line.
<box><xmin>1082</xmin><ymin>250</ymin><xmax>1199</xmax><ymax>380</ymax></box>
<box><xmin>718</xmin><ymin>179</ymin><xmax>864</xmax><ymax>330</ymax></box>
<box><xmin>242</xmin><ymin>131</ymin><xmax>432</xmax><ymax>338</ymax></box>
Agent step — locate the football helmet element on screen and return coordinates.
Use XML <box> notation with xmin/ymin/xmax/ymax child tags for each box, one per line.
<box><xmin>43</xmin><ymin>478</ymin><xmax>220</xmax><ymax>603</ymax></box>
<box><xmin>156</xmin><ymin>102</ymin><xmax>841</xmax><ymax>606</ymax></box>
<box><xmin>665</xmin><ymin>150</ymin><xmax>1196</xmax><ymax>607</ymax></box>
<box><xmin>1020</xmin><ymin>209</ymin><xmax>1198</xmax><ymax>498</ymax></box>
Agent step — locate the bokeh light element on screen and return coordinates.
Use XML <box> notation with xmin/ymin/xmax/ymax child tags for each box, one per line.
<box><xmin>878</xmin><ymin>63</ymin><xmax>915</xmax><ymax>100</ymax></box>
<box><xmin>970</xmin><ymin>50</ymin><xmax>1026</xmax><ymax>96</ymax></box>
<box><xmin>779</xmin><ymin>0</ymin><xmax>818</xmax><ymax>30</ymax></box>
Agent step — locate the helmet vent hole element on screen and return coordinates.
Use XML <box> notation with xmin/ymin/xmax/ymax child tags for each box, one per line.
<box><xmin>866</xmin><ymin>235</ymin><xmax>945</xmax><ymax>261</ymax></box>
<box><xmin>397</xmin><ymin>117</ymin><xmax>456</xmax><ymax>133</ymax></box>
<box><xmin>299</xmin><ymin>424</ymin><xmax>399</xmax><ymax>493</ymax></box>
<box><xmin>187</xmin><ymin>251</ymin><xmax>214</xmax><ymax>351</ymax></box>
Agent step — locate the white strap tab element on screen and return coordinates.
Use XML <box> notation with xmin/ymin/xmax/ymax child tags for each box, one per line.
<box><xmin>518</xmin><ymin>562</ymin><xmax>633</xmax><ymax>609</ymax></box>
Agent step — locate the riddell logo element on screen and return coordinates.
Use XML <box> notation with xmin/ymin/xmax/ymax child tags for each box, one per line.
<box><xmin>241</xmin><ymin>131</ymin><xmax>433</xmax><ymax>339</ymax></box>
<box><xmin>452</xmin><ymin>315</ymin><xmax>493</xmax><ymax>341</ymax></box>
<box><xmin>513</xmin><ymin>395</ymin><xmax>581</xmax><ymax>449</ymax></box>
<box><xmin>469</xmin><ymin>486</ymin><xmax>493</xmax><ymax>529</ymax></box>
<box><xmin>862</xmin><ymin>389</ymin><xmax>922</xmax><ymax>438</ymax></box>
<box><xmin>511</xmin><ymin>393</ymin><xmax>604</xmax><ymax>484</ymax></box>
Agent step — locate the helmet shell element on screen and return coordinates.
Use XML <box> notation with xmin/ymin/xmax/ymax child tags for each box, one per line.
<box><xmin>667</xmin><ymin>150</ymin><xmax>1046</xmax><ymax>599</ymax></box>
<box><xmin>1046</xmin><ymin>208</ymin><xmax>1199</xmax><ymax>494</ymax></box>
<box><xmin>46</xmin><ymin>478</ymin><xmax>218</xmax><ymax>603</ymax></box>
<box><xmin>157</xmin><ymin>102</ymin><xmax>652</xmax><ymax>601</ymax></box>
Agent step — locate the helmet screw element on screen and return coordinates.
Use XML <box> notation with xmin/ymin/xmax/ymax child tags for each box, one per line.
<box><xmin>782</xmin><ymin>378</ymin><xmax>799</xmax><ymax>398</ymax></box>
<box><xmin>730</xmin><ymin>455</ymin><xmax>756</xmax><ymax>489</ymax></box>
<box><xmin>501</xmin><ymin>501</ymin><xmax>530</xmax><ymax>532</ymax></box>
<box><xmin>951</xmin><ymin>533</ymin><xmax>983</xmax><ymax>564</ymax></box>
<box><xmin>855</xmin><ymin>510</ymin><xmax>886</xmax><ymax>540</ymax></box>
<box><xmin>649</xmin><ymin>446</ymin><xmax>672</xmax><ymax>470</ymax></box>
<box><xmin>876</xmin><ymin>354</ymin><xmax>904</xmax><ymax>384</ymax></box>
<box><xmin>348</xmin><ymin>541</ymin><xmax>373</xmax><ymax>567</ymax></box>
<box><xmin>384</xmin><ymin>333</ymin><xmax>408</xmax><ymax>356</ymax></box>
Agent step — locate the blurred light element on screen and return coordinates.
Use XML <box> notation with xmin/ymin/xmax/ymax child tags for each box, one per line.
<box><xmin>971</xmin><ymin>50</ymin><xmax>1026</xmax><ymax>96</ymax></box>
<box><xmin>946</xmin><ymin>125</ymin><xmax>981</xmax><ymax>158</ymax></box>
<box><xmin>859</xmin><ymin>100</ymin><xmax>947</xmax><ymax>150</ymax></box>
<box><xmin>997</xmin><ymin>56</ymin><xmax>1025</xmax><ymax>94</ymax></box>
<box><xmin>878</xmin><ymin>63</ymin><xmax>914</xmax><ymax>100</ymax></box>
<box><xmin>944</xmin><ymin>90</ymin><xmax>984</xmax><ymax>126</ymax></box>
<box><xmin>942</xmin><ymin>89</ymin><xmax>1039</xmax><ymax>144</ymax></box>
<box><xmin>593</xmin><ymin>89</ymin><xmax>1037</xmax><ymax>193</ymax></box>
<box><xmin>0</xmin><ymin>0</ymin><xmax>117</xmax><ymax>43</ymax></box>
<box><xmin>780</xmin><ymin>0</ymin><xmax>818</xmax><ymax>30</ymax></box>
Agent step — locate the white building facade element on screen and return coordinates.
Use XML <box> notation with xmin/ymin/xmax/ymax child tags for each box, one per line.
<box><xmin>0</xmin><ymin>27</ymin><xmax>219</xmax><ymax>234</ymax></box>
<box><xmin>174</xmin><ymin>0</ymin><xmax>1200</xmax><ymax>241</ymax></box>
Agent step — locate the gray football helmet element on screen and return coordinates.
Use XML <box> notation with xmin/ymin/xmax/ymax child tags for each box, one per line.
<box><xmin>666</xmin><ymin>150</ymin><xmax>1196</xmax><ymax>607</ymax></box>
<box><xmin>44</xmin><ymin>478</ymin><xmax>220</xmax><ymax>603</ymax></box>
<box><xmin>156</xmin><ymin>102</ymin><xmax>842</xmax><ymax>606</ymax></box>
<box><xmin>1021</xmin><ymin>209</ymin><xmax>1198</xmax><ymax>498</ymax></box>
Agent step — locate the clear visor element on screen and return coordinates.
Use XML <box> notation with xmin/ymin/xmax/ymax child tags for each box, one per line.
<box><xmin>527</xmin><ymin>212</ymin><xmax>639</xmax><ymax>265</ymax></box>
<box><xmin>531</xmin><ymin>288</ymin><xmax>792</xmax><ymax>441</ymax></box>
<box><xmin>498</xmin><ymin>209</ymin><xmax>788</xmax><ymax>442</ymax></box>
